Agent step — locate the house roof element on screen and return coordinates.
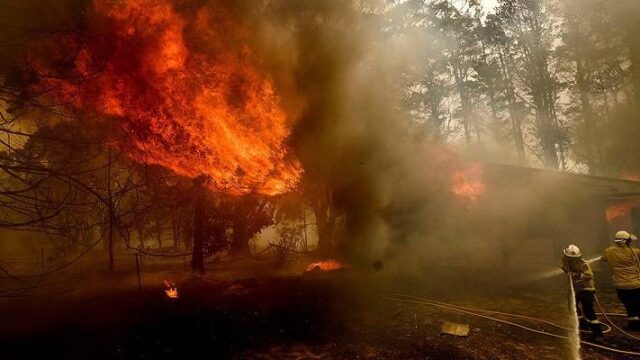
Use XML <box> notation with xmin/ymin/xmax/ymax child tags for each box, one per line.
<box><xmin>486</xmin><ymin>163</ymin><xmax>640</xmax><ymax>200</ymax></box>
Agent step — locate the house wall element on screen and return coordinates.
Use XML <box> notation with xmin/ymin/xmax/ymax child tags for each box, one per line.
<box><xmin>433</xmin><ymin>168</ymin><xmax>611</xmax><ymax>272</ymax></box>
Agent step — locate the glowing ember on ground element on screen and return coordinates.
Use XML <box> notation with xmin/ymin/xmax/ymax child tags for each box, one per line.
<box><xmin>305</xmin><ymin>260</ymin><xmax>345</xmax><ymax>272</ymax></box>
<box><xmin>163</xmin><ymin>280</ymin><xmax>179</xmax><ymax>299</ymax></box>
<box><xmin>451</xmin><ymin>163</ymin><xmax>485</xmax><ymax>206</ymax></box>
<box><xmin>35</xmin><ymin>0</ymin><xmax>301</xmax><ymax>195</ymax></box>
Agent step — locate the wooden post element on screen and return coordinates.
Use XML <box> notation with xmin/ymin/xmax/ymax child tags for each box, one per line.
<box><xmin>191</xmin><ymin>176</ymin><xmax>207</xmax><ymax>272</ymax></box>
<box><xmin>135</xmin><ymin>252</ymin><xmax>142</xmax><ymax>290</ymax></box>
<box><xmin>302</xmin><ymin>206</ymin><xmax>308</xmax><ymax>252</ymax></box>
<box><xmin>107</xmin><ymin>147</ymin><xmax>115</xmax><ymax>272</ymax></box>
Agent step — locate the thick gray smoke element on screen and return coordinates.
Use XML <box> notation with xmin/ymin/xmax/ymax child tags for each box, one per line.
<box><xmin>245</xmin><ymin>1</ymin><xmax>449</xmax><ymax>263</ymax></box>
<box><xmin>242</xmin><ymin>0</ymin><xmax>621</xmax><ymax>275</ymax></box>
<box><xmin>0</xmin><ymin>0</ymin><xmax>627</xmax><ymax>275</ymax></box>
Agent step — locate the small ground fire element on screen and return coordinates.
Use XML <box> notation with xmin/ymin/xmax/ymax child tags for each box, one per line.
<box><xmin>305</xmin><ymin>260</ymin><xmax>345</xmax><ymax>273</ymax></box>
<box><xmin>163</xmin><ymin>280</ymin><xmax>179</xmax><ymax>299</ymax></box>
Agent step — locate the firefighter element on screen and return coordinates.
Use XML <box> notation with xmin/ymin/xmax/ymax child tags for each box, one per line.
<box><xmin>560</xmin><ymin>244</ymin><xmax>603</xmax><ymax>339</ymax></box>
<box><xmin>601</xmin><ymin>230</ymin><xmax>640</xmax><ymax>330</ymax></box>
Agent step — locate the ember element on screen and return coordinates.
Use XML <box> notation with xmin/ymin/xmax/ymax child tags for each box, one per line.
<box><xmin>163</xmin><ymin>280</ymin><xmax>179</xmax><ymax>299</ymax></box>
<box><xmin>305</xmin><ymin>260</ymin><xmax>345</xmax><ymax>273</ymax></box>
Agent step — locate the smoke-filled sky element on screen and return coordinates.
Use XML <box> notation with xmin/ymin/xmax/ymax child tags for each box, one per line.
<box><xmin>481</xmin><ymin>0</ymin><xmax>499</xmax><ymax>11</ymax></box>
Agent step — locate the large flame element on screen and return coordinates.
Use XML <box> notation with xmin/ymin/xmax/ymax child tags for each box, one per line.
<box><xmin>605</xmin><ymin>200</ymin><xmax>640</xmax><ymax>224</ymax></box>
<box><xmin>36</xmin><ymin>0</ymin><xmax>301</xmax><ymax>195</ymax></box>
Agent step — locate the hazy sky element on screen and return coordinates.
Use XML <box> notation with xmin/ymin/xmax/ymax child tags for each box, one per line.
<box><xmin>481</xmin><ymin>0</ymin><xmax>499</xmax><ymax>12</ymax></box>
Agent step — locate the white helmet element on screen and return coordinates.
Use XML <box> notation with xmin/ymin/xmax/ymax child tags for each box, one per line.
<box><xmin>615</xmin><ymin>230</ymin><xmax>633</xmax><ymax>243</ymax></box>
<box><xmin>563</xmin><ymin>244</ymin><xmax>582</xmax><ymax>258</ymax></box>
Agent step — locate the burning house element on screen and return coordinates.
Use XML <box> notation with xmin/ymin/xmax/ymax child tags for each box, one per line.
<box><xmin>435</xmin><ymin>163</ymin><xmax>640</xmax><ymax>272</ymax></box>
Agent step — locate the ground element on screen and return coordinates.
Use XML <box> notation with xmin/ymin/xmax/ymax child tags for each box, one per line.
<box><xmin>0</xmin><ymin>253</ymin><xmax>638</xmax><ymax>359</ymax></box>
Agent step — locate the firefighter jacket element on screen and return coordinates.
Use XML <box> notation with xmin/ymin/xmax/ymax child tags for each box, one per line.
<box><xmin>601</xmin><ymin>243</ymin><xmax>640</xmax><ymax>290</ymax></box>
<box><xmin>560</xmin><ymin>257</ymin><xmax>595</xmax><ymax>291</ymax></box>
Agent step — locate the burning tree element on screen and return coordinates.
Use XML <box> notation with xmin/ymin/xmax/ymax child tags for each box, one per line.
<box><xmin>31</xmin><ymin>0</ymin><xmax>301</xmax><ymax>196</ymax></box>
<box><xmin>0</xmin><ymin>0</ymin><xmax>306</xmax><ymax>275</ymax></box>
<box><xmin>38</xmin><ymin>0</ymin><xmax>305</xmax><ymax>271</ymax></box>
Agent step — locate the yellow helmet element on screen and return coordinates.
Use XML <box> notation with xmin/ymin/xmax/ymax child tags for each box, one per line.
<box><xmin>615</xmin><ymin>230</ymin><xmax>632</xmax><ymax>243</ymax></box>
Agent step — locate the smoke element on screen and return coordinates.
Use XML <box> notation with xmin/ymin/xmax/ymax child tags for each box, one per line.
<box><xmin>245</xmin><ymin>1</ymin><xmax>449</xmax><ymax>261</ymax></box>
<box><xmin>1</xmin><ymin>0</ymin><xmax>621</xmax><ymax>273</ymax></box>
<box><xmin>0</xmin><ymin>0</ymin><xmax>446</xmax><ymax>263</ymax></box>
<box><xmin>248</xmin><ymin>0</ymin><xmax>639</xmax><ymax>274</ymax></box>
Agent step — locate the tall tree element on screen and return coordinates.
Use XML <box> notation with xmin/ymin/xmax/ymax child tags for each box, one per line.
<box><xmin>479</xmin><ymin>14</ymin><xmax>526</xmax><ymax>161</ymax></box>
<box><xmin>496</xmin><ymin>0</ymin><xmax>562</xmax><ymax>168</ymax></box>
<box><xmin>430</xmin><ymin>0</ymin><xmax>484</xmax><ymax>145</ymax></box>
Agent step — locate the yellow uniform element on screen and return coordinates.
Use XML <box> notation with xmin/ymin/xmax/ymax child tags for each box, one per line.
<box><xmin>601</xmin><ymin>244</ymin><xmax>640</xmax><ymax>289</ymax></box>
<box><xmin>601</xmin><ymin>242</ymin><xmax>640</xmax><ymax>327</ymax></box>
<box><xmin>559</xmin><ymin>254</ymin><xmax>601</xmax><ymax>336</ymax></box>
<box><xmin>560</xmin><ymin>257</ymin><xmax>595</xmax><ymax>291</ymax></box>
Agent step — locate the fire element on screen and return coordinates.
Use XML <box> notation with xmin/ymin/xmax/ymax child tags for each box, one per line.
<box><xmin>305</xmin><ymin>260</ymin><xmax>344</xmax><ymax>272</ymax></box>
<box><xmin>163</xmin><ymin>280</ymin><xmax>179</xmax><ymax>299</ymax></box>
<box><xmin>606</xmin><ymin>202</ymin><xmax>633</xmax><ymax>223</ymax></box>
<box><xmin>451</xmin><ymin>163</ymin><xmax>485</xmax><ymax>206</ymax></box>
<box><xmin>35</xmin><ymin>0</ymin><xmax>301</xmax><ymax>195</ymax></box>
<box><xmin>622</xmin><ymin>173</ymin><xmax>640</xmax><ymax>181</ymax></box>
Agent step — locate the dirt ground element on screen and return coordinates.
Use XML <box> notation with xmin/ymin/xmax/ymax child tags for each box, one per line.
<box><xmin>0</xmin><ymin>255</ymin><xmax>638</xmax><ymax>359</ymax></box>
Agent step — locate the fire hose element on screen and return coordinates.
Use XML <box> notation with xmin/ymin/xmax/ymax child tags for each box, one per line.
<box><xmin>382</xmin><ymin>293</ymin><xmax>640</xmax><ymax>357</ymax></box>
<box><xmin>395</xmin><ymin>294</ymin><xmax>611</xmax><ymax>334</ymax></box>
<box><xmin>594</xmin><ymin>294</ymin><xmax>640</xmax><ymax>341</ymax></box>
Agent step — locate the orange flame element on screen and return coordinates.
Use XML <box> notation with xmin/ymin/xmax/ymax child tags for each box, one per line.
<box><xmin>622</xmin><ymin>174</ymin><xmax>640</xmax><ymax>182</ymax></box>
<box><xmin>451</xmin><ymin>163</ymin><xmax>485</xmax><ymax>206</ymax></box>
<box><xmin>163</xmin><ymin>280</ymin><xmax>179</xmax><ymax>299</ymax></box>
<box><xmin>37</xmin><ymin>0</ymin><xmax>301</xmax><ymax>195</ymax></box>
<box><xmin>305</xmin><ymin>260</ymin><xmax>344</xmax><ymax>272</ymax></box>
<box><xmin>606</xmin><ymin>202</ymin><xmax>632</xmax><ymax>223</ymax></box>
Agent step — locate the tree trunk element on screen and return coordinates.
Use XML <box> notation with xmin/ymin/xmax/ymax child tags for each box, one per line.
<box><xmin>136</xmin><ymin>224</ymin><xmax>146</xmax><ymax>250</ymax></box>
<box><xmin>171</xmin><ymin>212</ymin><xmax>180</xmax><ymax>249</ymax></box>
<box><xmin>107</xmin><ymin>148</ymin><xmax>115</xmax><ymax>272</ymax></box>
<box><xmin>576</xmin><ymin>59</ymin><xmax>599</xmax><ymax>173</ymax></box>
<box><xmin>316</xmin><ymin>218</ymin><xmax>334</xmax><ymax>255</ymax></box>
<box><xmin>156</xmin><ymin>220</ymin><xmax>162</xmax><ymax>248</ymax></box>
<box><xmin>453</xmin><ymin>62</ymin><xmax>473</xmax><ymax>146</ymax></box>
<box><xmin>191</xmin><ymin>185</ymin><xmax>206</xmax><ymax>272</ymax></box>
<box><xmin>314</xmin><ymin>203</ymin><xmax>336</xmax><ymax>256</ymax></box>
<box><xmin>108</xmin><ymin>211</ymin><xmax>114</xmax><ymax>272</ymax></box>
<box><xmin>498</xmin><ymin>52</ymin><xmax>525</xmax><ymax>161</ymax></box>
<box><xmin>230</xmin><ymin>217</ymin><xmax>250</xmax><ymax>256</ymax></box>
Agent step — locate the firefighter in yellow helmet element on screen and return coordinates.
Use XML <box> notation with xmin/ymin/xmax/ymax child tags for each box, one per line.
<box><xmin>601</xmin><ymin>230</ymin><xmax>640</xmax><ymax>330</ymax></box>
<box><xmin>560</xmin><ymin>244</ymin><xmax>603</xmax><ymax>339</ymax></box>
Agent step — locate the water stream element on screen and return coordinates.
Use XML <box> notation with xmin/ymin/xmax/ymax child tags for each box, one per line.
<box><xmin>526</xmin><ymin>256</ymin><xmax>601</xmax><ymax>282</ymax></box>
<box><xmin>527</xmin><ymin>256</ymin><xmax>603</xmax><ymax>359</ymax></box>
<box><xmin>568</xmin><ymin>277</ymin><xmax>581</xmax><ymax>360</ymax></box>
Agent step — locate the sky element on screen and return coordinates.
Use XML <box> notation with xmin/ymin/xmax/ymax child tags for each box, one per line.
<box><xmin>481</xmin><ymin>0</ymin><xmax>499</xmax><ymax>12</ymax></box>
